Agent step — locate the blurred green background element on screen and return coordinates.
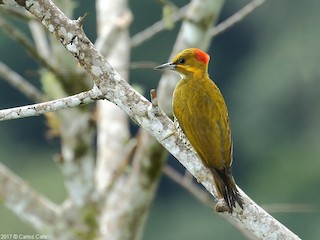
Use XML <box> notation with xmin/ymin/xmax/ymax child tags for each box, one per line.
<box><xmin>1</xmin><ymin>0</ymin><xmax>320</xmax><ymax>239</ymax></box>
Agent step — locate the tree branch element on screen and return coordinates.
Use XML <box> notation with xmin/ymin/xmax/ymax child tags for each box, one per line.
<box><xmin>0</xmin><ymin>16</ymin><xmax>64</xmax><ymax>81</ymax></box>
<box><xmin>163</xmin><ymin>165</ymin><xmax>258</xmax><ymax>240</ymax></box>
<box><xmin>0</xmin><ymin>5</ymin><xmax>34</xmax><ymax>21</ymax></box>
<box><xmin>95</xmin><ymin>0</ymin><xmax>131</xmax><ymax>194</ymax></box>
<box><xmin>0</xmin><ymin>162</ymin><xmax>58</xmax><ymax>231</ymax></box>
<box><xmin>0</xmin><ymin>87</ymin><xmax>101</xmax><ymax>121</ymax></box>
<box><xmin>163</xmin><ymin>165</ymin><xmax>212</xmax><ymax>206</ymax></box>
<box><xmin>0</xmin><ymin>61</ymin><xmax>45</xmax><ymax>102</ymax></box>
<box><xmin>211</xmin><ymin>0</ymin><xmax>268</xmax><ymax>37</ymax></box>
<box><xmin>95</xmin><ymin>8</ymin><xmax>132</xmax><ymax>56</ymax></box>
<box><xmin>130</xmin><ymin>4</ymin><xmax>189</xmax><ymax>48</ymax></box>
<box><xmin>94</xmin><ymin>1</ymin><xmax>134</xmax><ymax>239</ymax></box>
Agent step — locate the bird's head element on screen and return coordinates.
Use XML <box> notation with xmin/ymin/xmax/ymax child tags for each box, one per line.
<box><xmin>154</xmin><ymin>48</ymin><xmax>210</xmax><ymax>77</ymax></box>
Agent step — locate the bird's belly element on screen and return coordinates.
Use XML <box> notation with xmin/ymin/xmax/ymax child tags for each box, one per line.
<box><xmin>173</xmin><ymin>84</ymin><xmax>231</xmax><ymax>169</ymax></box>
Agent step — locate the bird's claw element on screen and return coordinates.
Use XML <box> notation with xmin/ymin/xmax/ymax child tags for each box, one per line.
<box><xmin>160</xmin><ymin>131</ymin><xmax>176</xmax><ymax>141</ymax></box>
<box><xmin>214</xmin><ymin>199</ymin><xmax>231</xmax><ymax>213</ymax></box>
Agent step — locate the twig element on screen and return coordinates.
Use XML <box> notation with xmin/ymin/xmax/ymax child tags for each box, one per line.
<box><xmin>149</xmin><ymin>89</ymin><xmax>160</xmax><ymax>112</ymax></box>
<box><xmin>163</xmin><ymin>165</ymin><xmax>213</xmax><ymax>205</ymax></box>
<box><xmin>0</xmin><ymin>61</ymin><xmax>45</xmax><ymax>102</ymax></box>
<box><xmin>0</xmin><ymin>17</ymin><xmax>64</xmax><ymax>81</ymax></box>
<box><xmin>130</xmin><ymin>61</ymin><xmax>159</xmax><ymax>70</ymax></box>
<box><xmin>130</xmin><ymin>4</ymin><xmax>189</xmax><ymax>48</ymax></box>
<box><xmin>131</xmin><ymin>0</ymin><xmax>267</xmax><ymax>46</ymax></box>
<box><xmin>164</xmin><ymin>165</ymin><xmax>318</xmax><ymax>214</ymax></box>
<box><xmin>211</xmin><ymin>0</ymin><xmax>267</xmax><ymax>37</ymax></box>
<box><xmin>76</xmin><ymin>12</ymin><xmax>89</xmax><ymax>27</ymax></box>
<box><xmin>0</xmin><ymin>87</ymin><xmax>102</xmax><ymax>121</ymax></box>
<box><xmin>182</xmin><ymin>169</ymin><xmax>194</xmax><ymax>184</ymax></box>
<box><xmin>263</xmin><ymin>203</ymin><xmax>318</xmax><ymax>213</ymax></box>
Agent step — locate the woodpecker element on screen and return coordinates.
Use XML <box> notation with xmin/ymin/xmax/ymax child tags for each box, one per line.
<box><xmin>155</xmin><ymin>48</ymin><xmax>244</xmax><ymax>213</ymax></box>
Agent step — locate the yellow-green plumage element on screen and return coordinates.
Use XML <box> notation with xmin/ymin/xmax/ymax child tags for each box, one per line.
<box><xmin>155</xmin><ymin>48</ymin><xmax>243</xmax><ymax>213</ymax></box>
<box><xmin>173</xmin><ymin>72</ymin><xmax>232</xmax><ymax>170</ymax></box>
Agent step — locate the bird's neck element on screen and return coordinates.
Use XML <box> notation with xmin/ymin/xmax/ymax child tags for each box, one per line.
<box><xmin>180</xmin><ymin>71</ymin><xmax>209</xmax><ymax>82</ymax></box>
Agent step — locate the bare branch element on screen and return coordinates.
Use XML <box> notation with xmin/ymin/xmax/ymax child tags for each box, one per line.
<box><xmin>0</xmin><ymin>61</ymin><xmax>45</xmax><ymax>102</ymax></box>
<box><xmin>263</xmin><ymin>203</ymin><xmax>318</xmax><ymax>213</ymax></box>
<box><xmin>164</xmin><ymin>165</ymin><xmax>318</xmax><ymax>214</ymax></box>
<box><xmin>0</xmin><ymin>5</ymin><xmax>34</xmax><ymax>21</ymax></box>
<box><xmin>0</xmin><ymin>87</ymin><xmax>102</xmax><ymax>121</ymax></box>
<box><xmin>130</xmin><ymin>4</ymin><xmax>189</xmax><ymax>48</ymax></box>
<box><xmin>211</xmin><ymin>0</ymin><xmax>268</xmax><ymax>37</ymax></box>
<box><xmin>95</xmin><ymin>8</ymin><xmax>132</xmax><ymax>55</ymax></box>
<box><xmin>163</xmin><ymin>165</ymin><xmax>213</xmax><ymax>205</ymax></box>
<box><xmin>56</xmin><ymin>108</ymin><xmax>97</xmax><ymax>207</ymax></box>
<box><xmin>130</xmin><ymin>61</ymin><xmax>158</xmax><ymax>70</ymax></box>
<box><xmin>163</xmin><ymin>165</ymin><xmax>257</xmax><ymax>240</ymax></box>
<box><xmin>95</xmin><ymin>0</ymin><xmax>131</xmax><ymax>195</ymax></box>
<box><xmin>0</xmin><ymin>162</ymin><xmax>58</xmax><ymax>230</ymax></box>
<box><xmin>28</xmin><ymin>20</ymin><xmax>51</xmax><ymax>60</ymax></box>
<box><xmin>94</xmin><ymin>1</ymin><xmax>159</xmax><ymax>239</ymax></box>
<box><xmin>0</xmin><ymin>16</ymin><xmax>64</xmax><ymax>80</ymax></box>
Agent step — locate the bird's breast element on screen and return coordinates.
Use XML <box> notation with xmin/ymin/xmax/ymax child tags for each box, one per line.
<box><xmin>173</xmin><ymin>78</ymin><xmax>232</xmax><ymax>169</ymax></box>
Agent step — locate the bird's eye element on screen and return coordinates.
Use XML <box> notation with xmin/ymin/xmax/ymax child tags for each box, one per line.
<box><xmin>178</xmin><ymin>58</ymin><xmax>185</xmax><ymax>64</ymax></box>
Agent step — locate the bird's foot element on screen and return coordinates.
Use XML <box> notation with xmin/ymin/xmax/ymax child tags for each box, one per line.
<box><xmin>214</xmin><ymin>199</ymin><xmax>231</xmax><ymax>213</ymax></box>
<box><xmin>160</xmin><ymin>130</ymin><xmax>176</xmax><ymax>141</ymax></box>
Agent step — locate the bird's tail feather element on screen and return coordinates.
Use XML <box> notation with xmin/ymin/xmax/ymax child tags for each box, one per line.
<box><xmin>210</xmin><ymin>168</ymin><xmax>244</xmax><ymax>213</ymax></box>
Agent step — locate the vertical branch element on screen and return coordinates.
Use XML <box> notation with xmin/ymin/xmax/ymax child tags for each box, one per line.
<box><xmin>95</xmin><ymin>2</ymin><xmax>166</xmax><ymax>240</ymax></box>
<box><xmin>103</xmin><ymin>0</ymin><xmax>226</xmax><ymax>239</ymax></box>
<box><xmin>94</xmin><ymin>0</ymin><xmax>132</xmax><ymax>239</ymax></box>
<box><xmin>30</xmin><ymin>1</ymin><xmax>98</xmax><ymax>238</ymax></box>
<box><xmin>95</xmin><ymin>0</ymin><xmax>131</xmax><ymax>194</ymax></box>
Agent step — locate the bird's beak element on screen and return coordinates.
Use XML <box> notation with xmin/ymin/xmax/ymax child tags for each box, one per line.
<box><xmin>154</xmin><ymin>62</ymin><xmax>176</xmax><ymax>71</ymax></box>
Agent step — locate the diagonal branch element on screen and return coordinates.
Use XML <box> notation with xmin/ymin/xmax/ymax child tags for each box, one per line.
<box><xmin>0</xmin><ymin>162</ymin><xmax>58</xmax><ymax>231</ymax></box>
<box><xmin>163</xmin><ymin>165</ymin><xmax>212</xmax><ymax>205</ymax></box>
<box><xmin>0</xmin><ymin>5</ymin><xmax>33</xmax><ymax>20</ymax></box>
<box><xmin>0</xmin><ymin>16</ymin><xmax>64</xmax><ymax>81</ymax></box>
<box><xmin>130</xmin><ymin>4</ymin><xmax>189</xmax><ymax>48</ymax></box>
<box><xmin>163</xmin><ymin>165</ymin><xmax>257</xmax><ymax>240</ymax></box>
<box><xmin>211</xmin><ymin>0</ymin><xmax>268</xmax><ymax>37</ymax></box>
<box><xmin>0</xmin><ymin>61</ymin><xmax>45</xmax><ymax>102</ymax></box>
